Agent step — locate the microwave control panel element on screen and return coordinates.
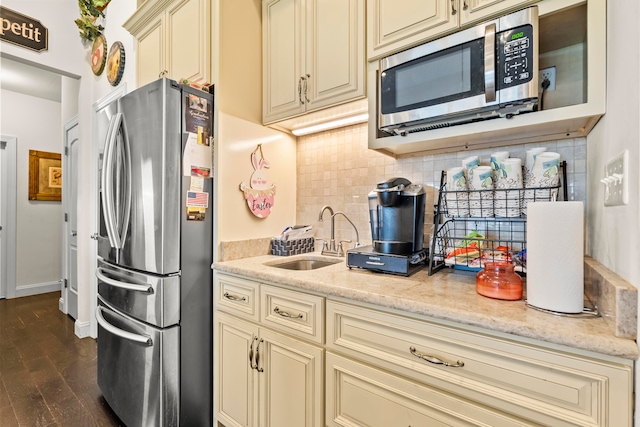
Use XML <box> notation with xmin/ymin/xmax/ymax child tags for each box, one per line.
<box><xmin>497</xmin><ymin>24</ymin><xmax>534</xmax><ymax>90</ymax></box>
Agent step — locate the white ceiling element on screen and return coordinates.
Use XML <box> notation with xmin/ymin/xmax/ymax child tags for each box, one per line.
<box><xmin>0</xmin><ymin>56</ymin><xmax>62</xmax><ymax>102</ymax></box>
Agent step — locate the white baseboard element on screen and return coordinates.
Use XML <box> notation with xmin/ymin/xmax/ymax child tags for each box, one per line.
<box><xmin>14</xmin><ymin>280</ymin><xmax>62</xmax><ymax>298</ymax></box>
<box><xmin>74</xmin><ymin>320</ymin><xmax>91</xmax><ymax>338</ymax></box>
<box><xmin>58</xmin><ymin>297</ymin><xmax>65</xmax><ymax>312</ymax></box>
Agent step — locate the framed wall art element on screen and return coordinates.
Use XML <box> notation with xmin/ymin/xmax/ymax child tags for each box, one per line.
<box><xmin>28</xmin><ymin>150</ymin><xmax>62</xmax><ymax>201</ymax></box>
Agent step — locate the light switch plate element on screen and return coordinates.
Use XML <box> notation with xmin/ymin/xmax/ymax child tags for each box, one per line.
<box><xmin>604</xmin><ymin>150</ymin><xmax>628</xmax><ymax>206</ymax></box>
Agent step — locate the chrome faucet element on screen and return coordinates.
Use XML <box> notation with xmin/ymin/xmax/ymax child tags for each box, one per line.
<box><xmin>332</xmin><ymin>212</ymin><xmax>361</xmax><ymax>256</ymax></box>
<box><xmin>318</xmin><ymin>205</ymin><xmax>336</xmax><ymax>254</ymax></box>
<box><xmin>317</xmin><ymin>205</ymin><xmax>360</xmax><ymax>257</ymax></box>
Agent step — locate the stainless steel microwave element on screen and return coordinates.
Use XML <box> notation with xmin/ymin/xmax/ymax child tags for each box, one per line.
<box><xmin>378</xmin><ymin>6</ymin><xmax>538</xmax><ymax>136</ymax></box>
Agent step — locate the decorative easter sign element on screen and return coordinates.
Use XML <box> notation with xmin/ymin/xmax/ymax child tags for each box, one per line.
<box><xmin>239</xmin><ymin>144</ymin><xmax>276</xmax><ymax>218</ymax></box>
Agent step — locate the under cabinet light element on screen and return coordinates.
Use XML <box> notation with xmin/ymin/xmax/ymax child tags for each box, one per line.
<box><xmin>291</xmin><ymin>113</ymin><xmax>369</xmax><ymax>136</ymax></box>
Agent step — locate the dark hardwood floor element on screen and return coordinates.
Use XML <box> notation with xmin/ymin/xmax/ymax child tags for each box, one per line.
<box><xmin>0</xmin><ymin>292</ymin><xmax>124</xmax><ymax>426</ymax></box>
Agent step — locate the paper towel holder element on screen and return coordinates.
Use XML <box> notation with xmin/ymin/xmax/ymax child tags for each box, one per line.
<box><xmin>525</xmin><ymin>301</ymin><xmax>600</xmax><ymax>318</ymax></box>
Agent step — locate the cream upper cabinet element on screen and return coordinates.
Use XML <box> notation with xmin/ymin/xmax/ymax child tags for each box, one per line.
<box><xmin>367</xmin><ymin>0</ymin><xmax>457</xmax><ymax>61</ymax></box>
<box><xmin>214</xmin><ymin>274</ymin><xmax>324</xmax><ymax>427</ymax></box>
<box><xmin>124</xmin><ymin>0</ymin><xmax>211</xmax><ymax>88</ymax></box>
<box><xmin>367</xmin><ymin>0</ymin><xmax>536</xmax><ymax>61</ymax></box>
<box><xmin>262</xmin><ymin>0</ymin><xmax>365</xmax><ymax>124</ymax></box>
<box><xmin>135</xmin><ymin>15</ymin><xmax>164</xmax><ymax>88</ymax></box>
<box><xmin>459</xmin><ymin>0</ymin><xmax>536</xmax><ymax>25</ymax></box>
<box><xmin>368</xmin><ymin>0</ymin><xmax>606</xmax><ymax>157</ymax></box>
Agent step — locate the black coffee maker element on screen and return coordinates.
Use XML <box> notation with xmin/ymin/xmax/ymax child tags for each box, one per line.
<box><xmin>347</xmin><ymin>177</ymin><xmax>427</xmax><ymax>276</ymax></box>
<box><xmin>370</xmin><ymin>177</ymin><xmax>426</xmax><ymax>254</ymax></box>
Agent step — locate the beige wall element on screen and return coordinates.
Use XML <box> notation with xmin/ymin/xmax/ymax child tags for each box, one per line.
<box><xmin>216</xmin><ymin>113</ymin><xmax>297</xmax><ymax>247</ymax></box>
<box><xmin>1</xmin><ymin>90</ymin><xmax>63</xmax><ymax>292</ymax></box>
<box><xmin>296</xmin><ymin>123</ymin><xmax>587</xmax><ymax>250</ymax></box>
<box><xmin>585</xmin><ymin>4</ymin><xmax>640</xmax><ymax>424</ymax></box>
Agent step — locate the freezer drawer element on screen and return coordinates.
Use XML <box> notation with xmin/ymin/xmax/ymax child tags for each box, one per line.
<box><xmin>97</xmin><ymin>259</ymin><xmax>179</xmax><ymax>327</ymax></box>
<box><xmin>97</xmin><ymin>299</ymin><xmax>179</xmax><ymax>427</ymax></box>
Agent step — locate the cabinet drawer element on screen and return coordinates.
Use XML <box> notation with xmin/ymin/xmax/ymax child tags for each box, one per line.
<box><xmin>326</xmin><ymin>352</ymin><xmax>533</xmax><ymax>427</ymax></box>
<box><xmin>214</xmin><ymin>273</ymin><xmax>260</xmax><ymax>322</ymax></box>
<box><xmin>261</xmin><ymin>285</ymin><xmax>324</xmax><ymax>344</ymax></box>
<box><xmin>327</xmin><ymin>300</ymin><xmax>633</xmax><ymax>427</ymax></box>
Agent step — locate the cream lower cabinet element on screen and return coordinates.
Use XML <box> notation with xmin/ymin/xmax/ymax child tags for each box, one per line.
<box><xmin>262</xmin><ymin>0</ymin><xmax>365</xmax><ymax>124</ymax></box>
<box><xmin>326</xmin><ymin>300</ymin><xmax>634</xmax><ymax>427</ymax></box>
<box><xmin>213</xmin><ymin>272</ymin><xmax>633</xmax><ymax>427</ymax></box>
<box><xmin>124</xmin><ymin>0</ymin><xmax>210</xmax><ymax>88</ymax></box>
<box><xmin>214</xmin><ymin>273</ymin><xmax>324</xmax><ymax>427</ymax></box>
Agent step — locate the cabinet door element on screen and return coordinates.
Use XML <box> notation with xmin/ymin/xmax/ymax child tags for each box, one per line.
<box><xmin>459</xmin><ymin>0</ymin><xmax>535</xmax><ymax>25</ymax></box>
<box><xmin>263</xmin><ymin>0</ymin><xmax>307</xmax><ymax>123</ymax></box>
<box><xmin>136</xmin><ymin>16</ymin><xmax>164</xmax><ymax>88</ymax></box>
<box><xmin>166</xmin><ymin>0</ymin><xmax>210</xmax><ymax>84</ymax></box>
<box><xmin>258</xmin><ymin>327</ymin><xmax>324</xmax><ymax>427</ymax></box>
<box><xmin>305</xmin><ymin>0</ymin><xmax>365</xmax><ymax>113</ymax></box>
<box><xmin>214</xmin><ymin>312</ymin><xmax>259</xmax><ymax>427</ymax></box>
<box><xmin>367</xmin><ymin>0</ymin><xmax>457</xmax><ymax>60</ymax></box>
<box><xmin>326</xmin><ymin>352</ymin><xmax>533</xmax><ymax>427</ymax></box>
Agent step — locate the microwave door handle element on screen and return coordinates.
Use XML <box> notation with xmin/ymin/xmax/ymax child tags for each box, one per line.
<box><xmin>484</xmin><ymin>23</ymin><xmax>496</xmax><ymax>103</ymax></box>
<box><xmin>96</xmin><ymin>306</ymin><xmax>153</xmax><ymax>346</ymax></box>
<box><xmin>101</xmin><ymin>113</ymin><xmax>123</xmax><ymax>249</ymax></box>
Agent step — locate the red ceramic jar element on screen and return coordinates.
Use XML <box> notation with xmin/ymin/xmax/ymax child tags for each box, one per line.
<box><xmin>476</xmin><ymin>262</ymin><xmax>523</xmax><ymax>300</ymax></box>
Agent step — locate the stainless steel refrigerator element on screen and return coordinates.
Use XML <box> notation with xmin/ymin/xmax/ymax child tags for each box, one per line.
<box><xmin>95</xmin><ymin>78</ymin><xmax>214</xmax><ymax>427</ymax></box>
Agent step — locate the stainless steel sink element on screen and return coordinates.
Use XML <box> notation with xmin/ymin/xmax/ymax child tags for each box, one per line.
<box><xmin>266</xmin><ymin>257</ymin><xmax>342</xmax><ymax>270</ymax></box>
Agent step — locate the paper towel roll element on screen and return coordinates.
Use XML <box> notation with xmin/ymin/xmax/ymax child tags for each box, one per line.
<box><xmin>526</xmin><ymin>202</ymin><xmax>584</xmax><ymax>313</ymax></box>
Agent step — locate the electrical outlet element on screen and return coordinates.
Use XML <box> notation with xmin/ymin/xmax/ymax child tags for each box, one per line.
<box><xmin>603</xmin><ymin>150</ymin><xmax>628</xmax><ymax>206</ymax></box>
<box><xmin>539</xmin><ymin>66</ymin><xmax>556</xmax><ymax>91</ymax></box>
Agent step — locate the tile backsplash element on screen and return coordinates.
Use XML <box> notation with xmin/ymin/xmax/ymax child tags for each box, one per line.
<box><xmin>296</xmin><ymin>122</ymin><xmax>586</xmax><ymax>249</ymax></box>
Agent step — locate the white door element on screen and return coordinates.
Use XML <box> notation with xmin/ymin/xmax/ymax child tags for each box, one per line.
<box><xmin>0</xmin><ymin>136</ymin><xmax>17</xmax><ymax>299</ymax></box>
<box><xmin>62</xmin><ymin>118</ymin><xmax>80</xmax><ymax>318</ymax></box>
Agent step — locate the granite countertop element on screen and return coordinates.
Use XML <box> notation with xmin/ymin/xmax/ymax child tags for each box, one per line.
<box><xmin>213</xmin><ymin>253</ymin><xmax>639</xmax><ymax>360</ymax></box>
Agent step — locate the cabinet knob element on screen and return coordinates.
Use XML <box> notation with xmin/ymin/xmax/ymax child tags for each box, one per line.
<box><xmin>451</xmin><ymin>0</ymin><xmax>457</xmax><ymax>15</ymax></box>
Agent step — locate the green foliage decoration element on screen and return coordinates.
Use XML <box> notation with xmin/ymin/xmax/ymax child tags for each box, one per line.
<box><xmin>74</xmin><ymin>0</ymin><xmax>110</xmax><ymax>41</ymax></box>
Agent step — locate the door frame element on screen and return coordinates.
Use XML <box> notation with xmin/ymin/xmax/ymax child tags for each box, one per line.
<box><xmin>0</xmin><ymin>135</ymin><xmax>17</xmax><ymax>299</ymax></box>
<box><xmin>61</xmin><ymin>116</ymin><xmax>79</xmax><ymax>317</ymax></box>
<box><xmin>90</xmin><ymin>84</ymin><xmax>127</xmax><ymax>338</ymax></box>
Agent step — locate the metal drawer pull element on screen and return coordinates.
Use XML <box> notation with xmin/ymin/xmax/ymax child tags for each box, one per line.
<box><xmin>223</xmin><ymin>292</ymin><xmax>247</xmax><ymax>302</ymax></box>
<box><xmin>96</xmin><ymin>268</ymin><xmax>154</xmax><ymax>294</ymax></box>
<box><xmin>274</xmin><ymin>306</ymin><xmax>303</xmax><ymax>319</ymax></box>
<box><xmin>96</xmin><ymin>306</ymin><xmax>153</xmax><ymax>346</ymax></box>
<box><xmin>255</xmin><ymin>339</ymin><xmax>264</xmax><ymax>372</ymax></box>
<box><xmin>249</xmin><ymin>336</ymin><xmax>258</xmax><ymax>370</ymax></box>
<box><xmin>409</xmin><ymin>347</ymin><xmax>464</xmax><ymax>367</ymax></box>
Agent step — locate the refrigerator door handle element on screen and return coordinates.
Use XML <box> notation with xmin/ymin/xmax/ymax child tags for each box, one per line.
<box><xmin>101</xmin><ymin>113</ymin><xmax>123</xmax><ymax>250</ymax></box>
<box><xmin>96</xmin><ymin>306</ymin><xmax>153</xmax><ymax>346</ymax></box>
<box><xmin>101</xmin><ymin>112</ymin><xmax>132</xmax><ymax>250</ymax></box>
<box><xmin>96</xmin><ymin>267</ymin><xmax>154</xmax><ymax>294</ymax></box>
<box><xmin>118</xmin><ymin>113</ymin><xmax>132</xmax><ymax>248</ymax></box>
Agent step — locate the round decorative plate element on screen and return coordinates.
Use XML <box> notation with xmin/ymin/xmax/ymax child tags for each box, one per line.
<box><xmin>90</xmin><ymin>35</ymin><xmax>107</xmax><ymax>76</ymax></box>
<box><xmin>106</xmin><ymin>41</ymin><xmax>125</xmax><ymax>86</ymax></box>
